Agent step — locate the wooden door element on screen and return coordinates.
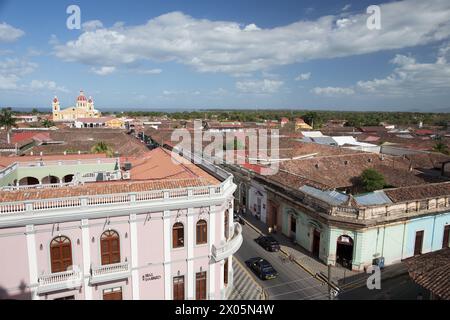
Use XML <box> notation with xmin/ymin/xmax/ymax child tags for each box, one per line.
<box><xmin>173</xmin><ymin>276</ymin><xmax>185</xmax><ymax>300</ymax></box>
<box><xmin>101</xmin><ymin>230</ymin><xmax>120</xmax><ymax>265</ymax></box>
<box><xmin>50</xmin><ymin>236</ymin><xmax>72</xmax><ymax>273</ymax></box>
<box><xmin>103</xmin><ymin>288</ymin><xmax>122</xmax><ymax>300</ymax></box>
<box><xmin>195</xmin><ymin>272</ymin><xmax>207</xmax><ymax>300</ymax></box>
<box><xmin>414</xmin><ymin>231</ymin><xmax>424</xmax><ymax>255</ymax></box>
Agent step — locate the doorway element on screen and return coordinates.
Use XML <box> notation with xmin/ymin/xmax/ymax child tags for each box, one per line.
<box><xmin>312</xmin><ymin>229</ymin><xmax>320</xmax><ymax>257</ymax></box>
<box><xmin>414</xmin><ymin>230</ymin><xmax>424</xmax><ymax>256</ymax></box>
<box><xmin>336</xmin><ymin>235</ymin><xmax>354</xmax><ymax>269</ymax></box>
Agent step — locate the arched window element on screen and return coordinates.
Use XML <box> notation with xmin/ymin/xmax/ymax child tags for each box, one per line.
<box><xmin>173</xmin><ymin>222</ymin><xmax>184</xmax><ymax>248</ymax></box>
<box><xmin>224</xmin><ymin>210</ymin><xmax>229</xmax><ymax>240</ymax></box>
<box><xmin>50</xmin><ymin>236</ymin><xmax>72</xmax><ymax>273</ymax></box>
<box><xmin>196</xmin><ymin>220</ymin><xmax>208</xmax><ymax>245</ymax></box>
<box><xmin>101</xmin><ymin>230</ymin><xmax>121</xmax><ymax>265</ymax></box>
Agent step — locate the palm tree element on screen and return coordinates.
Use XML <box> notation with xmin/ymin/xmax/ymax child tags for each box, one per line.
<box><xmin>433</xmin><ymin>141</ymin><xmax>449</xmax><ymax>155</ymax></box>
<box><xmin>0</xmin><ymin>108</ymin><xmax>18</xmax><ymax>144</ymax></box>
<box><xmin>41</xmin><ymin>119</ymin><xmax>54</xmax><ymax>128</ymax></box>
<box><xmin>91</xmin><ymin>141</ymin><xmax>114</xmax><ymax>157</ymax></box>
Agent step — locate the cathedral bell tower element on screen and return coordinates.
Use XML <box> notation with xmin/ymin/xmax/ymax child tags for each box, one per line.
<box><xmin>52</xmin><ymin>96</ymin><xmax>60</xmax><ymax>120</ymax></box>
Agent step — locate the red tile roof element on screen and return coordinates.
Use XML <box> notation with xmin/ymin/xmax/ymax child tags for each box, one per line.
<box><xmin>405</xmin><ymin>248</ymin><xmax>450</xmax><ymax>300</ymax></box>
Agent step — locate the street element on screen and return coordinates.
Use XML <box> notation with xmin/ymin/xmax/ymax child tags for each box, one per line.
<box><xmin>234</xmin><ymin>221</ymin><xmax>329</xmax><ymax>300</ymax></box>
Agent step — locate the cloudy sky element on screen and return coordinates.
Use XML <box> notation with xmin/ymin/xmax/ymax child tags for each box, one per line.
<box><xmin>1</xmin><ymin>0</ymin><xmax>450</xmax><ymax>111</ymax></box>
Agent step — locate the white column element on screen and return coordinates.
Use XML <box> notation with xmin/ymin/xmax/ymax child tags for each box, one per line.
<box><xmin>163</xmin><ymin>210</ymin><xmax>172</xmax><ymax>300</ymax></box>
<box><xmin>187</xmin><ymin>208</ymin><xmax>194</xmax><ymax>300</ymax></box>
<box><xmin>129</xmin><ymin>213</ymin><xmax>140</xmax><ymax>300</ymax></box>
<box><xmin>25</xmin><ymin>225</ymin><xmax>39</xmax><ymax>300</ymax></box>
<box><xmin>209</xmin><ymin>206</ymin><xmax>216</xmax><ymax>300</ymax></box>
<box><xmin>81</xmin><ymin>219</ymin><xmax>92</xmax><ymax>300</ymax></box>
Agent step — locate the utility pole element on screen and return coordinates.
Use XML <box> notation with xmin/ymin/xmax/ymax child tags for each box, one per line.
<box><xmin>328</xmin><ymin>264</ymin><xmax>332</xmax><ymax>300</ymax></box>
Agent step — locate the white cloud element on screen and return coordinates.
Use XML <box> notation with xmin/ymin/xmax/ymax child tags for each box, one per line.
<box><xmin>0</xmin><ymin>58</ymin><xmax>37</xmax><ymax>90</ymax></box>
<box><xmin>356</xmin><ymin>46</ymin><xmax>450</xmax><ymax>96</ymax></box>
<box><xmin>236</xmin><ymin>79</ymin><xmax>284</xmax><ymax>94</ymax></box>
<box><xmin>295</xmin><ymin>72</ymin><xmax>311</xmax><ymax>81</ymax></box>
<box><xmin>91</xmin><ymin>66</ymin><xmax>116</xmax><ymax>75</ymax></box>
<box><xmin>53</xmin><ymin>1</ymin><xmax>450</xmax><ymax>75</ymax></box>
<box><xmin>312</xmin><ymin>86</ymin><xmax>355</xmax><ymax>96</ymax></box>
<box><xmin>82</xmin><ymin>20</ymin><xmax>104</xmax><ymax>32</ymax></box>
<box><xmin>136</xmin><ymin>68</ymin><xmax>162</xmax><ymax>75</ymax></box>
<box><xmin>29</xmin><ymin>80</ymin><xmax>68</xmax><ymax>93</ymax></box>
<box><xmin>313</xmin><ymin>43</ymin><xmax>450</xmax><ymax>98</ymax></box>
<box><xmin>342</xmin><ymin>4</ymin><xmax>352</xmax><ymax>12</ymax></box>
<box><xmin>0</xmin><ymin>22</ymin><xmax>24</xmax><ymax>43</ymax></box>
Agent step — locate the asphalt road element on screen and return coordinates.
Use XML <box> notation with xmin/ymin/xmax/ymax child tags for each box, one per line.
<box><xmin>234</xmin><ymin>221</ymin><xmax>329</xmax><ymax>300</ymax></box>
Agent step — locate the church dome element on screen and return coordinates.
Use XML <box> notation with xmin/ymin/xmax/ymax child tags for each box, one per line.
<box><xmin>77</xmin><ymin>91</ymin><xmax>87</xmax><ymax>101</ymax></box>
<box><xmin>53</xmin><ymin>96</ymin><xmax>58</xmax><ymax>103</ymax></box>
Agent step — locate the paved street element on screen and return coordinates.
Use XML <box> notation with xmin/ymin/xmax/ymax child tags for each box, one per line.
<box><xmin>234</xmin><ymin>221</ymin><xmax>329</xmax><ymax>300</ymax></box>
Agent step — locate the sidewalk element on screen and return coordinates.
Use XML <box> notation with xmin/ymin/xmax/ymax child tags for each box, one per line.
<box><xmin>240</xmin><ymin>213</ymin><xmax>359</xmax><ymax>286</ymax></box>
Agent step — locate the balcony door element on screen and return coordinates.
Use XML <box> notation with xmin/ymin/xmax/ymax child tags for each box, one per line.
<box><xmin>101</xmin><ymin>230</ymin><xmax>121</xmax><ymax>265</ymax></box>
<box><xmin>50</xmin><ymin>236</ymin><xmax>73</xmax><ymax>273</ymax></box>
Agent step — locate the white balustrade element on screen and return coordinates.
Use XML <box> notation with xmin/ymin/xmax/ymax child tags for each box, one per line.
<box><xmin>90</xmin><ymin>262</ymin><xmax>131</xmax><ymax>284</ymax></box>
<box><xmin>37</xmin><ymin>269</ymin><xmax>82</xmax><ymax>294</ymax></box>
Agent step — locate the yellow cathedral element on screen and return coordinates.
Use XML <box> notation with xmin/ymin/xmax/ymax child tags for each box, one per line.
<box><xmin>52</xmin><ymin>90</ymin><xmax>101</xmax><ymax>121</ymax></box>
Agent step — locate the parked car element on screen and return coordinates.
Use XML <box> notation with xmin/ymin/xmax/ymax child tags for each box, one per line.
<box><xmin>233</xmin><ymin>212</ymin><xmax>245</xmax><ymax>225</ymax></box>
<box><xmin>255</xmin><ymin>235</ymin><xmax>280</xmax><ymax>252</ymax></box>
<box><xmin>245</xmin><ymin>257</ymin><xmax>279</xmax><ymax>280</ymax></box>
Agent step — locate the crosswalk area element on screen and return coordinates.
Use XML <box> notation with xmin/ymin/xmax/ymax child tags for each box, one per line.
<box><xmin>228</xmin><ymin>259</ymin><xmax>265</xmax><ymax>300</ymax></box>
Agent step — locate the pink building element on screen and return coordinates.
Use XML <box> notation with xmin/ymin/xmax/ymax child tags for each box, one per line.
<box><xmin>0</xmin><ymin>148</ymin><xmax>241</xmax><ymax>300</ymax></box>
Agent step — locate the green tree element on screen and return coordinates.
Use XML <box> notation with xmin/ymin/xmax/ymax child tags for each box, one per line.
<box><xmin>31</xmin><ymin>108</ymin><xmax>39</xmax><ymax>115</ymax></box>
<box><xmin>91</xmin><ymin>141</ymin><xmax>114</xmax><ymax>157</ymax></box>
<box><xmin>360</xmin><ymin>169</ymin><xmax>386</xmax><ymax>192</ymax></box>
<box><xmin>0</xmin><ymin>107</ymin><xmax>18</xmax><ymax>144</ymax></box>
<box><xmin>41</xmin><ymin>119</ymin><xmax>54</xmax><ymax>128</ymax></box>
<box><xmin>433</xmin><ymin>141</ymin><xmax>449</xmax><ymax>155</ymax></box>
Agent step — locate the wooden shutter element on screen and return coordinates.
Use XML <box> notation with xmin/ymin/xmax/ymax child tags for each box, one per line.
<box><xmin>173</xmin><ymin>223</ymin><xmax>184</xmax><ymax>248</ymax></box>
<box><xmin>196</xmin><ymin>220</ymin><xmax>207</xmax><ymax>245</ymax></box>
<box><xmin>101</xmin><ymin>230</ymin><xmax>120</xmax><ymax>265</ymax></box>
<box><xmin>50</xmin><ymin>236</ymin><xmax>72</xmax><ymax>273</ymax></box>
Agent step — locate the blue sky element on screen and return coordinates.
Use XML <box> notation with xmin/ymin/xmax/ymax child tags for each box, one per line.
<box><xmin>0</xmin><ymin>0</ymin><xmax>450</xmax><ymax>112</ymax></box>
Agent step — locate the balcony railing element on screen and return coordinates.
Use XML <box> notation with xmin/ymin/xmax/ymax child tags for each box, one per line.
<box><xmin>212</xmin><ymin>222</ymin><xmax>243</xmax><ymax>262</ymax></box>
<box><xmin>90</xmin><ymin>262</ymin><xmax>131</xmax><ymax>284</ymax></box>
<box><xmin>0</xmin><ymin>176</ymin><xmax>234</xmax><ymax>215</ymax></box>
<box><xmin>37</xmin><ymin>269</ymin><xmax>82</xmax><ymax>294</ymax></box>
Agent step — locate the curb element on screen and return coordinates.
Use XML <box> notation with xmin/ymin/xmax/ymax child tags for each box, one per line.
<box><xmin>233</xmin><ymin>256</ymin><xmax>268</xmax><ymax>300</ymax></box>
